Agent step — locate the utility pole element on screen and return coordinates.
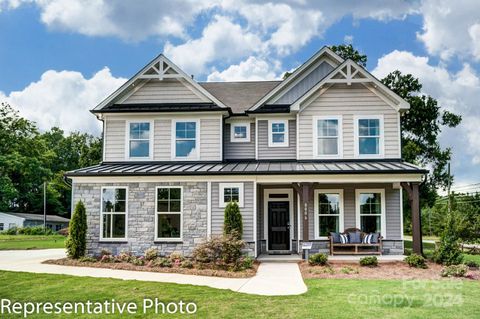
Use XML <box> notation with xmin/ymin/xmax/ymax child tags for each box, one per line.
<box><xmin>43</xmin><ymin>181</ymin><xmax>47</xmax><ymax>230</ymax></box>
<box><xmin>447</xmin><ymin>162</ymin><xmax>451</xmax><ymax>213</ymax></box>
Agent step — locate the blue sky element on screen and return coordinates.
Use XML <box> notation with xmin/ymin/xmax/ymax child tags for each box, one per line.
<box><xmin>0</xmin><ymin>0</ymin><xmax>479</xmax><ymax>190</ymax></box>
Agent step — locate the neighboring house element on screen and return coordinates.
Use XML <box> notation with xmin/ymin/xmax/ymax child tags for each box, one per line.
<box><xmin>67</xmin><ymin>47</ymin><xmax>427</xmax><ymax>257</ymax></box>
<box><xmin>0</xmin><ymin>212</ymin><xmax>70</xmax><ymax>232</ymax></box>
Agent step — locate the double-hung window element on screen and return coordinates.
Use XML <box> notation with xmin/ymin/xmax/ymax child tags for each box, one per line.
<box><xmin>314</xmin><ymin>116</ymin><xmax>342</xmax><ymax>157</ymax></box>
<box><xmin>268</xmin><ymin>120</ymin><xmax>289</xmax><ymax>147</ymax></box>
<box><xmin>128</xmin><ymin>122</ymin><xmax>151</xmax><ymax>159</ymax></box>
<box><xmin>230</xmin><ymin>123</ymin><xmax>250</xmax><ymax>142</ymax></box>
<box><xmin>219</xmin><ymin>183</ymin><xmax>244</xmax><ymax>207</ymax></box>
<box><xmin>356</xmin><ymin>189</ymin><xmax>385</xmax><ymax>236</ymax></box>
<box><xmin>101</xmin><ymin>187</ymin><xmax>127</xmax><ymax>240</ymax></box>
<box><xmin>355</xmin><ymin>116</ymin><xmax>383</xmax><ymax>157</ymax></box>
<box><xmin>156</xmin><ymin>187</ymin><xmax>182</xmax><ymax>240</ymax></box>
<box><xmin>314</xmin><ymin>190</ymin><xmax>343</xmax><ymax>238</ymax></box>
<box><xmin>174</xmin><ymin>120</ymin><xmax>198</xmax><ymax>159</ymax></box>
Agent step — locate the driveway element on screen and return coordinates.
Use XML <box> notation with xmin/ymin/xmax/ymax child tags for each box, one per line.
<box><xmin>0</xmin><ymin>249</ymin><xmax>307</xmax><ymax>296</ymax></box>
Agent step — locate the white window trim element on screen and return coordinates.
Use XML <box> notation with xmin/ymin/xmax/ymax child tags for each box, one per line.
<box><xmin>155</xmin><ymin>186</ymin><xmax>183</xmax><ymax>242</ymax></box>
<box><xmin>355</xmin><ymin>189</ymin><xmax>386</xmax><ymax>238</ymax></box>
<box><xmin>100</xmin><ymin>186</ymin><xmax>128</xmax><ymax>242</ymax></box>
<box><xmin>312</xmin><ymin>116</ymin><xmax>343</xmax><ymax>159</ymax></box>
<box><xmin>354</xmin><ymin>115</ymin><xmax>384</xmax><ymax>158</ymax></box>
<box><xmin>268</xmin><ymin>119</ymin><xmax>289</xmax><ymax>147</ymax></box>
<box><xmin>171</xmin><ymin>119</ymin><xmax>201</xmax><ymax>161</ymax></box>
<box><xmin>230</xmin><ymin>123</ymin><xmax>251</xmax><ymax>143</ymax></box>
<box><xmin>218</xmin><ymin>183</ymin><xmax>244</xmax><ymax>208</ymax></box>
<box><xmin>314</xmin><ymin>189</ymin><xmax>344</xmax><ymax>240</ymax></box>
<box><xmin>125</xmin><ymin>120</ymin><xmax>154</xmax><ymax>161</ymax></box>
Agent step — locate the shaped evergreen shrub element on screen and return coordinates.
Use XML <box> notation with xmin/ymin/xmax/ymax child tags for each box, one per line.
<box><xmin>65</xmin><ymin>201</ymin><xmax>87</xmax><ymax>259</ymax></box>
<box><xmin>433</xmin><ymin>213</ymin><xmax>463</xmax><ymax>265</ymax></box>
<box><xmin>223</xmin><ymin>201</ymin><xmax>243</xmax><ymax>239</ymax></box>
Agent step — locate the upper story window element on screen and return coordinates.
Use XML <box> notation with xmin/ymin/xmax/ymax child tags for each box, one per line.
<box><xmin>355</xmin><ymin>116</ymin><xmax>384</xmax><ymax>157</ymax></box>
<box><xmin>128</xmin><ymin>122</ymin><xmax>151</xmax><ymax>159</ymax></box>
<box><xmin>268</xmin><ymin>120</ymin><xmax>289</xmax><ymax>147</ymax></box>
<box><xmin>101</xmin><ymin>187</ymin><xmax>127</xmax><ymax>240</ymax></box>
<box><xmin>314</xmin><ymin>116</ymin><xmax>342</xmax><ymax>158</ymax></box>
<box><xmin>219</xmin><ymin>183</ymin><xmax>244</xmax><ymax>207</ymax></box>
<box><xmin>230</xmin><ymin>123</ymin><xmax>250</xmax><ymax>143</ymax></box>
<box><xmin>173</xmin><ymin>120</ymin><xmax>199</xmax><ymax>159</ymax></box>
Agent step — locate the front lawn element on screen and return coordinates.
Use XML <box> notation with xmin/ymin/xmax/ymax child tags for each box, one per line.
<box><xmin>0</xmin><ymin>235</ymin><xmax>65</xmax><ymax>250</ymax></box>
<box><xmin>0</xmin><ymin>270</ymin><xmax>479</xmax><ymax>318</ymax></box>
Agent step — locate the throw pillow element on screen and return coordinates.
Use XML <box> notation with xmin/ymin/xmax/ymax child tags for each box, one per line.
<box><xmin>348</xmin><ymin>231</ymin><xmax>362</xmax><ymax>243</ymax></box>
<box><xmin>330</xmin><ymin>232</ymin><xmax>341</xmax><ymax>243</ymax></box>
<box><xmin>340</xmin><ymin>233</ymin><xmax>349</xmax><ymax>244</ymax></box>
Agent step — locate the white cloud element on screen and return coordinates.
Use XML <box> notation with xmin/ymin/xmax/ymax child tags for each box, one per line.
<box><xmin>207</xmin><ymin>56</ymin><xmax>280</xmax><ymax>81</ymax></box>
<box><xmin>0</xmin><ymin>68</ymin><xmax>126</xmax><ymax>134</ymax></box>
<box><xmin>417</xmin><ymin>0</ymin><xmax>480</xmax><ymax>60</ymax></box>
<box><xmin>372</xmin><ymin>50</ymin><xmax>480</xmax><ymax>182</ymax></box>
<box><xmin>344</xmin><ymin>35</ymin><xmax>354</xmax><ymax>44</ymax></box>
<box><xmin>164</xmin><ymin>15</ymin><xmax>263</xmax><ymax>75</ymax></box>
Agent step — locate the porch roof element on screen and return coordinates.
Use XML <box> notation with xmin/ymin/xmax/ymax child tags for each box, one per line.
<box><xmin>66</xmin><ymin>160</ymin><xmax>427</xmax><ymax>177</ymax></box>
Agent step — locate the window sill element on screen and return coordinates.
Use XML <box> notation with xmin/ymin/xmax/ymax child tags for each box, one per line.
<box><xmin>99</xmin><ymin>240</ymin><xmax>128</xmax><ymax>243</ymax></box>
<box><xmin>154</xmin><ymin>240</ymin><xmax>183</xmax><ymax>244</ymax></box>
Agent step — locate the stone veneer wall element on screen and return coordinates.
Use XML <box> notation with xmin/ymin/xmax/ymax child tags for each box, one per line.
<box><xmin>73</xmin><ymin>182</ymin><xmax>208</xmax><ymax>257</ymax></box>
<box><xmin>299</xmin><ymin>239</ymin><xmax>404</xmax><ymax>255</ymax></box>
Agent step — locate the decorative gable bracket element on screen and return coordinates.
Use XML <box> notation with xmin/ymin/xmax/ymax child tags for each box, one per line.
<box><xmin>138</xmin><ymin>56</ymin><xmax>183</xmax><ymax>80</ymax></box>
<box><xmin>327</xmin><ymin>61</ymin><xmax>369</xmax><ymax>85</ymax></box>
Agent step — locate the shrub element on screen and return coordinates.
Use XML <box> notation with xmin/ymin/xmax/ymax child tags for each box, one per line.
<box><xmin>433</xmin><ymin>213</ymin><xmax>463</xmax><ymax>265</ymax></box>
<box><xmin>4</xmin><ymin>227</ymin><xmax>17</xmax><ymax>235</ymax></box>
<box><xmin>130</xmin><ymin>256</ymin><xmax>145</xmax><ymax>266</ymax></box>
<box><xmin>79</xmin><ymin>256</ymin><xmax>97</xmax><ymax>263</ymax></box>
<box><xmin>236</xmin><ymin>256</ymin><xmax>254</xmax><ymax>270</ymax></box>
<box><xmin>65</xmin><ymin>201</ymin><xmax>87</xmax><ymax>259</ymax></box>
<box><xmin>100</xmin><ymin>249</ymin><xmax>112</xmax><ymax>257</ymax></box>
<box><xmin>223</xmin><ymin>201</ymin><xmax>243</xmax><ymax>239</ymax></box>
<box><xmin>192</xmin><ymin>233</ymin><xmax>245</xmax><ymax>269</ymax></box>
<box><xmin>308</xmin><ymin>253</ymin><xmax>328</xmax><ymax>266</ymax></box>
<box><xmin>359</xmin><ymin>256</ymin><xmax>378</xmax><ymax>267</ymax></box>
<box><xmin>100</xmin><ymin>254</ymin><xmax>115</xmax><ymax>263</ymax></box>
<box><xmin>169</xmin><ymin>251</ymin><xmax>184</xmax><ymax>262</ymax></box>
<box><xmin>144</xmin><ymin>248</ymin><xmax>159</xmax><ymax>261</ymax></box>
<box><xmin>180</xmin><ymin>260</ymin><xmax>194</xmax><ymax>269</ymax></box>
<box><xmin>17</xmin><ymin>226</ymin><xmax>54</xmax><ymax>236</ymax></box>
<box><xmin>340</xmin><ymin>266</ymin><xmax>359</xmax><ymax>274</ymax></box>
<box><xmin>152</xmin><ymin>257</ymin><xmax>172</xmax><ymax>268</ymax></box>
<box><xmin>441</xmin><ymin>264</ymin><xmax>469</xmax><ymax>277</ymax></box>
<box><xmin>404</xmin><ymin>253</ymin><xmax>428</xmax><ymax>269</ymax></box>
<box><xmin>116</xmin><ymin>251</ymin><xmax>133</xmax><ymax>263</ymax></box>
<box><xmin>464</xmin><ymin>260</ymin><xmax>479</xmax><ymax>269</ymax></box>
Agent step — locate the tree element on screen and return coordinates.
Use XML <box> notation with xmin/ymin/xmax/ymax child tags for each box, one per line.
<box><xmin>433</xmin><ymin>212</ymin><xmax>463</xmax><ymax>265</ymax></box>
<box><xmin>223</xmin><ymin>201</ymin><xmax>243</xmax><ymax>238</ymax></box>
<box><xmin>330</xmin><ymin>44</ymin><xmax>367</xmax><ymax>67</ymax></box>
<box><xmin>66</xmin><ymin>201</ymin><xmax>87</xmax><ymax>259</ymax></box>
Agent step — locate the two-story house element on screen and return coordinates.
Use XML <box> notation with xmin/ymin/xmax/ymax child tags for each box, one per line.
<box><xmin>67</xmin><ymin>47</ymin><xmax>427</xmax><ymax>257</ymax></box>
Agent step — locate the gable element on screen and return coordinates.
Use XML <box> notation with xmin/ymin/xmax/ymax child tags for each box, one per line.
<box><xmin>272</xmin><ymin>61</ymin><xmax>335</xmax><ymax>105</ymax></box>
<box><xmin>121</xmin><ymin>78</ymin><xmax>210</xmax><ymax>104</ymax></box>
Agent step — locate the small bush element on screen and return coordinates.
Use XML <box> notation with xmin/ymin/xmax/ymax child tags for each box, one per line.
<box><xmin>130</xmin><ymin>256</ymin><xmax>145</xmax><ymax>266</ymax></box>
<box><xmin>169</xmin><ymin>251</ymin><xmax>184</xmax><ymax>262</ymax></box>
<box><xmin>359</xmin><ymin>256</ymin><xmax>378</xmax><ymax>267</ymax></box>
<box><xmin>404</xmin><ymin>253</ymin><xmax>428</xmax><ymax>269</ymax></box>
<box><xmin>464</xmin><ymin>260</ymin><xmax>479</xmax><ymax>269</ymax></box>
<box><xmin>100</xmin><ymin>249</ymin><xmax>112</xmax><ymax>257</ymax></box>
<box><xmin>236</xmin><ymin>256</ymin><xmax>254</xmax><ymax>270</ymax></box>
<box><xmin>223</xmin><ymin>201</ymin><xmax>243</xmax><ymax>239</ymax></box>
<box><xmin>79</xmin><ymin>256</ymin><xmax>97</xmax><ymax>263</ymax></box>
<box><xmin>340</xmin><ymin>266</ymin><xmax>359</xmax><ymax>274</ymax></box>
<box><xmin>152</xmin><ymin>257</ymin><xmax>172</xmax><ymax>268</ymax></box>
<box><xmin>441</xmin><ymin>264</ymin><xmax>469</xmax><ymax>277</ymax></box>
<box><xmin>19</xmin><ymin>225</ymin><xmax>53</xmax><ymax>235</ymax></box>
<box><xmin>180</xmin><ymin>260</ymin><xmax>194</xmax><ymax>269</ymax></box>
<box><xmin>65</xmin><ymin>201</ymin><xmax>87</xmax><ymax>259</ymax></box>
<box><xmin>308</xmin><ymin>253</ymin><xmax>328</xmax><ymax>266</ymax></box>
<box><xmin>100</xmin><ymin>254</ymin><xmax>115</xmax><ymax>263</ymax></box>
<box><xmin>192</xmin><ymin>233</ymin><xmax>245</xmax><ymax>270</ymax></box>
<box><xmin>116</xmin><ymin>251</ymin><xmax>133</xmax><ymax>263</ymax></box>
<box><xmin>144</xmin><ymin>248</ymin><xmax>159</xmax><ymax>261</ymax></box>
<box><xmin>4</xmin><ymin>227</ymin><xmax>17</xmax><ymax>235</ymax></box>
<box><xmin>434</xmin><ymin>213</ymin><xmax>463</xmax><ymax>265</ymax></box>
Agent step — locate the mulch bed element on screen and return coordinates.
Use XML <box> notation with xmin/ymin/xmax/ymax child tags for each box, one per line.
<box><xmin>43</xmin><ymin>258</ymin><xmax>258</xmax><ymax>278</ymax></box>
<box><xmin>300</xmin><ymin>261</ymin><xmax>480</xmax><ymax>280</ymax></box>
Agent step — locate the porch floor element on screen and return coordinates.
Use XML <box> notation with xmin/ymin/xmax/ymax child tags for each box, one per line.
<box><xmin>257</xmin><ymin>254</ymin><xmax>302</xmax><ymax>263</ymax></box>
<box><xmin>257</xmin><ymin>254</ymin><xmax>406</xmax><ymax>263</ymax></box>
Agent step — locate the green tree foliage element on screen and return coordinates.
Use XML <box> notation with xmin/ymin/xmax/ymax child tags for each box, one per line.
<box><xmin>223</xmin><ymin>201</ymin><xmax>243</xmax><ymax>238</ymax></box>
<box><xmin>66</xmin><ymin>201</ymin><xmax>87</xmax><ymax>259</ymax></box>
<box><xmin>330</xmin><ymin>44</ymin><xmax>367</xmax><ymax>67</ymax></box>
<box><xmin>433</xmin><ymin>212</ymin><xmax>463</xmax><ymax>265</ymax></box>
<box><xmin>0</xmin><ymin>102</ymin><xmax>102</xmax><ymax>215</ymax></box>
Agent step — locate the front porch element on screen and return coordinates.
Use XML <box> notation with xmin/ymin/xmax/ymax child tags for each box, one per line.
<box><xmin>254</xmin><ymin>180</ymin><xmax>422</xmax><ymax>258</ymax></box>
<box><xmin>256</xmin><ymin>253</ymin><xmax>405</xmax><ymax>263</ymax></box>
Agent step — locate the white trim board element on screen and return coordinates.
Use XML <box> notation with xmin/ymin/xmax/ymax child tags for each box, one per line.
<box><xmin>313</xmin><ymin>189</ymin><xmax>344</xmax><ymax>240</ymax></box>
<box><xmin>355</xmin><ymin>188</ymin><xmax>386</xmax><ymax>238</ymax></box>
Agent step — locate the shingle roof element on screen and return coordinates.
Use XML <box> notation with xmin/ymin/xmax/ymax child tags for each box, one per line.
<box><xmin>66</xmin><ymin>160</ymin><xmax>427</xmax><ymax>177</ymax></box>
<box><xmin>2</xmin><ymin>212</ymin><xmax>70</xmax><ymax>223</ymax></box>
<box><xmin>199</xmin><ymin>81</ymin><xmax>281</xmax><ymax>114</ymax></box>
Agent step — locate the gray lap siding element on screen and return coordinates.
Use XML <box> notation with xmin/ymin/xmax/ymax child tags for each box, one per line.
<box><xmin>73</xmin><ymin>182</ymin><xmax>208</xmax><ymax>256</ymax></box>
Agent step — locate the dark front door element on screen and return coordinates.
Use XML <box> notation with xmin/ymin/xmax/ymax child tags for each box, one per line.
<box><xmin>268</xmin><ymin>201</ymin><xmax>290</xmax><ymax>251</ymax></box>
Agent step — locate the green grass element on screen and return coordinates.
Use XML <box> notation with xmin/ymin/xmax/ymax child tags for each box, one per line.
<box><xmin>404</xmin><ymin>239</ymin><xmax>480</xmax><ymax>264</ymax></box>
<box><xmin>0</xmin><ymin>270</ymin><xmax>479</xmax><ymax>318</ymax></box>
<box><xmin>0</xmin><ymin>235</ymin><xmax>65</xmax><ymax>250</ymax></box>
<box><xmin>463</xmin><ymin>254</ymin><xmax>480</xmax><ymax>264</ymax></box>
<box><xmin>404</xmin><ymin>235</ymin><xmax>440</xmax><ymax>242</ymax></box>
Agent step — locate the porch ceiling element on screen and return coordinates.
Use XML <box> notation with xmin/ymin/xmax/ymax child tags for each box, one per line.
<box><xmin>66</xmin><ymin>160</ymin><xmax>427</xmax><ymax>177</ymax></box>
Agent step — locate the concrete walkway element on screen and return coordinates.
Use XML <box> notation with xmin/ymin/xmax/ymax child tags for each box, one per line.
<box><xmin>0</xmin><ymin>249</ymin><xmax>307</xmax><ymax>296</ymax></box>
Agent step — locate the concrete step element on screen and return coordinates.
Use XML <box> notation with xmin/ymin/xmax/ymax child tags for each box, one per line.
<box><xmin>257</xmin><ymin>254</ymin><xmax>303</xmax><ymax>263</ymax></box>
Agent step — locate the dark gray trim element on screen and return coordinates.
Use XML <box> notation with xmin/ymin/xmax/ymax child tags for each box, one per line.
<box><xmin>91</xmin><ymin>103</ymin><xmax>227</xmax><ymax>114</ymax></box>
